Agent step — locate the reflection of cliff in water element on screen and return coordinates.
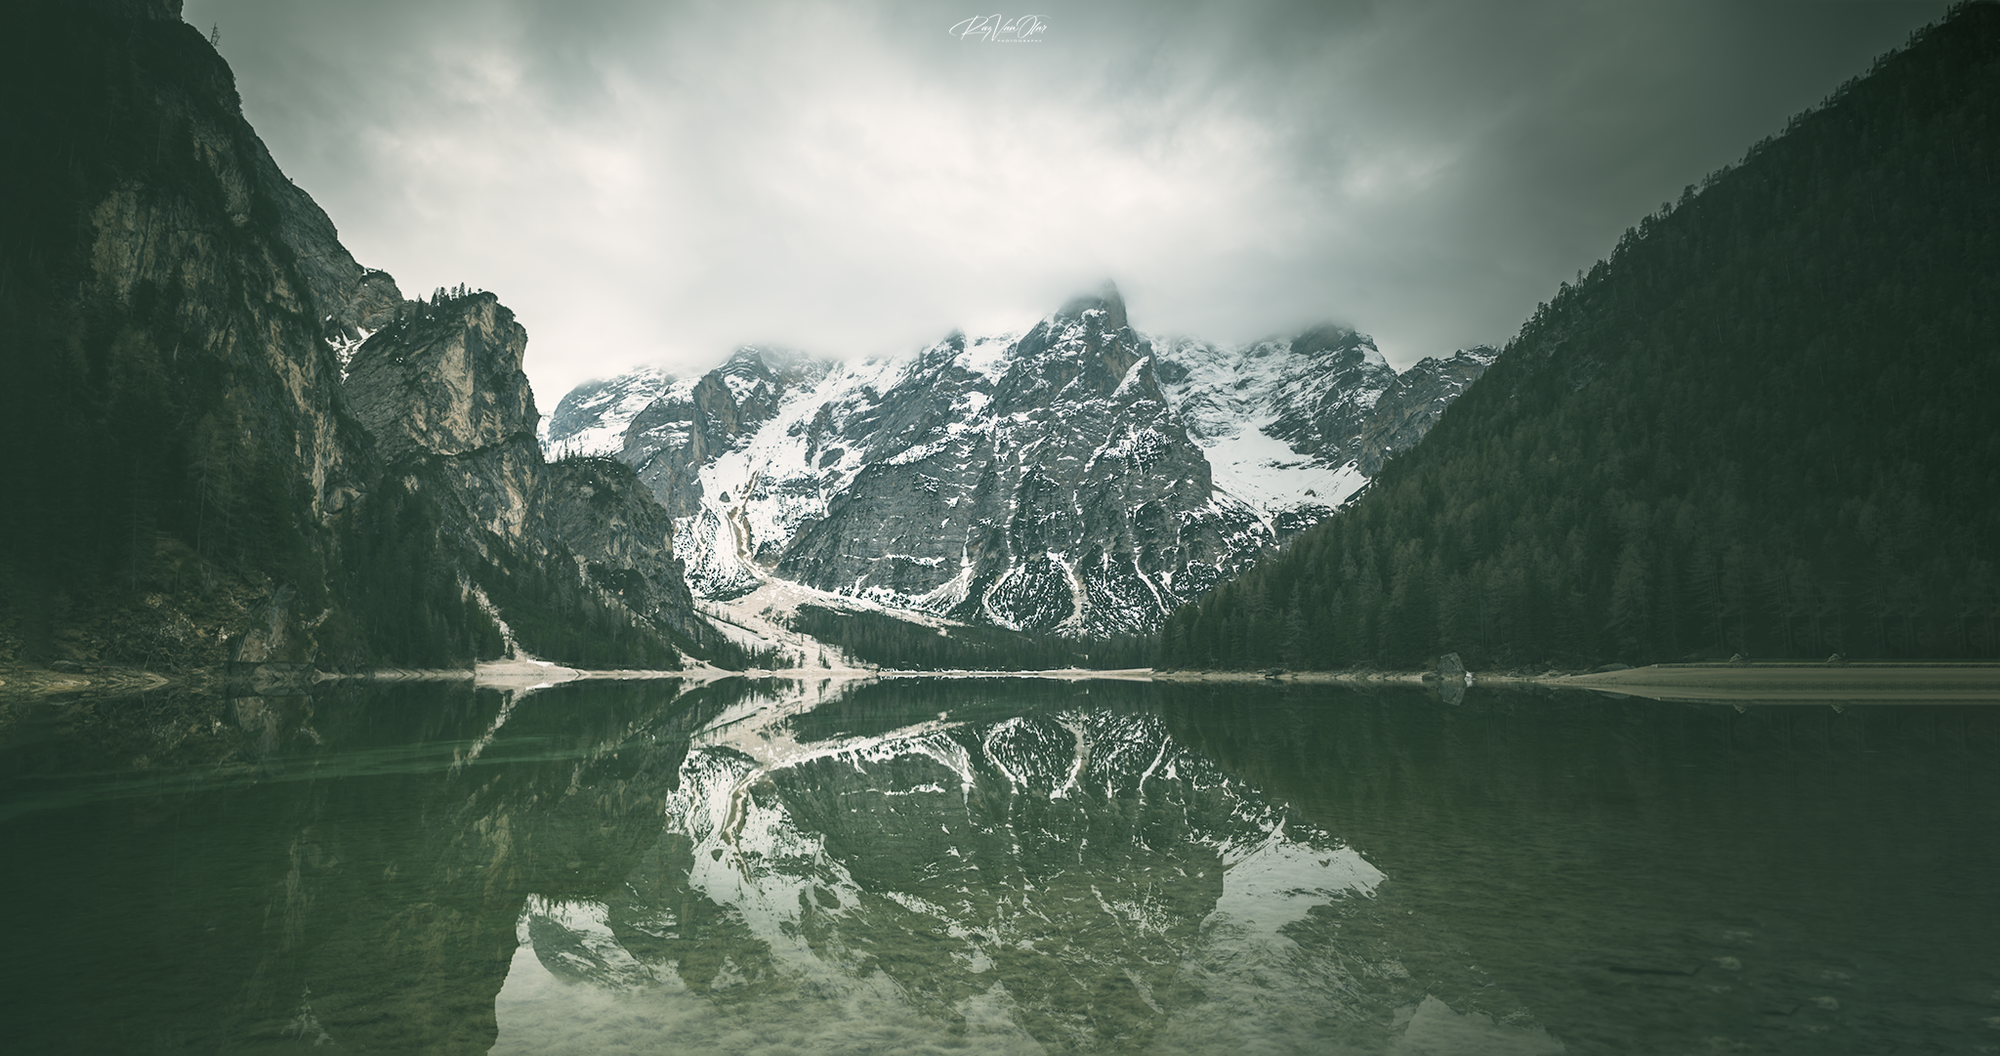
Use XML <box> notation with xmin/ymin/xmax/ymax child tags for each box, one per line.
<box><xmin>505</xmin><ymin>678</ymin><xmax>1562</xmax><ymax>1054</ymax></box>
<box><xmin>0</xmin><ymin>677</ymin><xmax>752</xmax><ymax>1055</ymax></box>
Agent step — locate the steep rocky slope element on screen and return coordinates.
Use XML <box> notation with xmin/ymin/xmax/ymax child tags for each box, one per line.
<box><xmin>1153</xmin><ymin>331</ymin><xmax>1495</xmax><ymax>517</ymax></box>
<box><xmin>343</xmin><ymin>291</ymin><xmax>718</xmax><ymax>661</ymax></box>
<box><xmin>549</xmin><ymin>291</ymin><xmax>1491</xmax><ymax>636</ymax></box>
<box><xmin>0</xmin><ymin>0</ymin><xmax>722</xmax><ymax>673</ymax></box>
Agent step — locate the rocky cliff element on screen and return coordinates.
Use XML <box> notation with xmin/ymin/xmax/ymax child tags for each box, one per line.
<box><xmin>1350</xmin><ymin>348</ymin><xmax>1496</xmax><ymax>476</ymax></box>
<box><xmin>0</xmin><ymin>0</ymin><xmax>722</xmax><ymax>674</ymax></box>
<box><xmin>346</xmin><ymin>294</ymin><xmax>542</xmax><ymax>546</ymax></box>
<box><xmin>1155</xmin><ymin>329</ymin><xmax>1496</xmax><ymax>484</ymax></box>
<box><xmin>776</xmin><ymin>290</ymin><xmax>1248</xmax><ymax>635</ymax></box>
<box><xmin>548</xmin><ymin>291</ymin><xmax>1492</xmax><ymax>636</ymax></box>
<box><xmin>622</xmin><ymin>348</ymin><xmax>832</xmax><ymax>523</ymax></box>
<box><xmin>539</xmin><ymin>455</ymin><xmax>709</xmax><ymax>648</ymax></box>
<box><xmin>340</xmin><ymin>289</ymin><xmax>719</xmax><ymax>664</ymax></box>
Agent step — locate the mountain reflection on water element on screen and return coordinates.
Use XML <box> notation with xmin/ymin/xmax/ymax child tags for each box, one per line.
<box><xmin>0</xmin><ymin>679</ymin><xmax>1994</xmax><ymax>1054</ymax></box>
<box><xmin>493</xmin><ymin>678</ymin><xmax>1545</xmax><ymax>1055</ymax></box>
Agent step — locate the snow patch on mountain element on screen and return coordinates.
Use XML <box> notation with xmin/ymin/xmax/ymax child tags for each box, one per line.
<box><xmin>540</xmin><ymin>365</ymin><xmax>677</xmax><ymax>456</ymax></box>
<box><xmin>1203</xmin><ymin>426</ymin><xmax>1370</xmax><ymax>519</ymax></box>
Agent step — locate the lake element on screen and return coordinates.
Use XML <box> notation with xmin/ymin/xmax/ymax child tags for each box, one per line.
<box><xmin>1</xmin><ymin>677</ymin><xmax>1995</xmax><ymax>1054</ymax></box>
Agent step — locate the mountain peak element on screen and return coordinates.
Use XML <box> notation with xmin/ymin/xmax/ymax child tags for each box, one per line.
<box><xmin>345</xmin><ymin>292</ymin><xmax>536</xmax><ymax>462</ymax></box>
<box><xmin>549</xmin><ymin>288</ymin><xmax>1491</xmax><ymax>636</ymax></box>
<box><xmin>720</xmin><ymin>345</ymin><xmax>832</xmax><ymax>382</ymax></box>
<box><xmin>1291</xmin><ymin>322</ymin><xmax>1373</xmax><ymax>355</ymax></box>
<box><xmin>1056</xmin><ymin>281</ymin><xmax>1128</xmax><ymax>330</ymax></box>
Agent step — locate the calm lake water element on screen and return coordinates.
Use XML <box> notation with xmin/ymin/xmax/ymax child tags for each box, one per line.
<box><xmin>1</xmin><ymin>678</ymin><xmax>1995</xmax><ymax>1054</ymax></box>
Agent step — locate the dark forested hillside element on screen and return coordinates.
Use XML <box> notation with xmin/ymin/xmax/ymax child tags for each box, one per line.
<box><xmin>1160</xmin><ymin>2</ymin><xmax>2000</xmax><ymax>670</ymax></box>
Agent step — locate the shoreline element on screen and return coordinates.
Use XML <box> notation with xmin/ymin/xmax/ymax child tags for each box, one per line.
<box><xmin>1519</xmin><ymin>661</ymin><xmax>2000</xmax><ymax>703</ymax></box>
<box><xmin>4</xmin><ymin>659</ymin><xmax>1998</xmax><ymax>704</ymax></box>
<box><xmin>1159</xmin><ymin>661</ymin><xmax>2000</xmax><ymax>703</ymax></box>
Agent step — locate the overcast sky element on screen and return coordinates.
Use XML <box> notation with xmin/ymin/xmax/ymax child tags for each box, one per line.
<box><xmin>180</xmin><ymin>0</ymin><xmax>1945</xmax><ymax>404</ymax></box>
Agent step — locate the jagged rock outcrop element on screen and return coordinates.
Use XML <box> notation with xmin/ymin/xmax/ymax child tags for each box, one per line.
<box><xmin>340</xmin><ymin>289</ymin><xmax>724</xmax><ymax>666</ymax></box>
<box><xmin>1351</xmin><ymin>348</ymin><xmax>1495</xmax><ymax>475</ymax></box>
<box><xmin>775</xmin><ymin>290</ymin><xmax>1246</xmax><ymax>634</ymax></box>
<box><xmin>540</xmin><ymin>456</ymin><xmax>708</xmax><ymax>647</ymax></box>
<box><xmin>554</xmin><ymin>289</ymin><xmax>1269</xmax><ymax>631</ymax></box>
<box><xmin>345</xmin><ymin>293</ymin><xmax>544</xmax><ymax>544</ymax></box>
<box><xmin>621</xmin><ymin>348</ymin><xmax>830</xmax><ymax>521</ymax></box>
<box><xmin>549</xmin><ymin>290</ymin><xmax>1492</xmax><ymax>636</ymax></box>
<box><xmin>346</xmin><ymin>295</ymin><xmax>537</xmax><ymax>463</ymax></box>
<box><xmin>541</xmin><ymin>365</ymin><xmax>676</xmax><ymax>458</ymax></box>
<box><xmin>1262</xmin><ymin>324</ymin><xmax>1406</xmax><ymax>460</ymax></box>
<box><xmin>1156</xmin><ymin>329</ymin><xmax>1496</xmax><ymax>480</ymax></box>
<box><xmin>0</xmin><ymin>0</ymin><xmax>722</xmax><ymax>673</ymax></box>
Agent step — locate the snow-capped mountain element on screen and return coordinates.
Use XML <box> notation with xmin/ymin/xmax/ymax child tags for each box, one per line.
<box><xmin>545</xmin><ymin>286</ymin><xmax>1493</xmax><ymax>636</ymax></box>
<box><xmin>539</xmin><ymin>364</ymin><xmax>678</xmax><ymax>459</ymax></box>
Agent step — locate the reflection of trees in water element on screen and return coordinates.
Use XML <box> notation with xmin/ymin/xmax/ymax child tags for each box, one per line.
<box><xmin>1154</xmin><ymin>682</ymin><xmax>2000</xmax><ymax>1054</ymax></box>
<box><xmin>0</xmin><ymin>677</ymin><xmax>757</xmax><ymax>1054</ymax></box>
<box><xmin>253</xmin><ymin>678</ymin><xmax>758</xmax><ymax>1053</ymax></box>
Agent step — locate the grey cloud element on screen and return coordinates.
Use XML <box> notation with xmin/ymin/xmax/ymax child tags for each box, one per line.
<box><xmin>181</xmin><ymin>0</ymin><xmax>1946</xmax><ymax>403</ymax></box>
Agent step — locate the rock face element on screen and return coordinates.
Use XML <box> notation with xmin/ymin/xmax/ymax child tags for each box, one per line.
<box><xmin>346</xmin><ymin>293</ymin><xmax>544</xmax><ymax>545</ymax></box>
<box><xmin>1350</xmin><ymin>348</ymin><xmax>1496</xmax><ymax>476</ymax></box>
<box><xmin>337</xmin><ymin>289</ymin><xmax>720</xmax><ymax>665</ymax></box>
<box><xmin>1157</xmin><ymin>330</ymin><xmax>1497</xmax><ymax>483</ymax></box>
<box><xmin>346</xmin><ymin>295</ymin><xmax>537</xmax><ymax>464</ymax></box>
<box><xmin>1258</xmin><ymin>325</ymin><xmax>1406</xmax><ymax>462</ymax></box>
<box><xmin>774</xmin><ymin>290</ymin><xmax>1245</xmax><ymax>635</ymax></box>
<box><xmin>0</xmin><ymin>0</ymin><xmax>721</xmax><ymax>671</ymax></box>
<box><xmin>549</xmin><ymin>288</ymin><xmax>1492</xmax><ymax>636</ymax></box>
<box><xmin>623</xmin><ymin>348</ymin><xmax>832</xmax><ymax>523</ymax></box>
<box><xmin>539</xmin><ymin>456</ymin><xmax>708</xmax><ymax>647</ymax></box>
<box><xmin>541</xmin><ymin>366</ymin><xmax>676</xmax><ymax>459</ymax></box>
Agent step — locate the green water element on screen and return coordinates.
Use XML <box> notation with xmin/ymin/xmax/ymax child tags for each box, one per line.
<box><xmin>0</xmin><ymin>678</ymin><xmax>1994</xmax><ymax>1054</ymax></box>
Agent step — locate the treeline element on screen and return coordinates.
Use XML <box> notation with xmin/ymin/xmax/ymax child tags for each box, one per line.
<box><xmin>475</xmin><ymin>536</ymin><xmax>683</xmax><ymax>671</ymax></box>
<box><xmin>325</xmin><ymin>468</ymin><xmax>783</xmax><ymax>671</ymax></box>
<box><xmin>1160</xmin><ymin>3</ymin><xmax>2000</xmax><ymax>670</ymax></box>
<box><xmin>790</xmin><ymin>604</ymin><xmax>1153</xmax><ymax>671</ymax></box>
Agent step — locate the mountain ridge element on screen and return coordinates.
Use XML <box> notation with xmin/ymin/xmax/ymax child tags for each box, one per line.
<box><xmin>548</xmin><ymin>288</ymin><xmax>1493</xmax><ymax>637</ymax></box>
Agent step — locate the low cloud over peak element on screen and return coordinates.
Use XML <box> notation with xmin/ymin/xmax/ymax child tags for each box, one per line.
<box><xmin>184</xmin><ymin>0</ymin><xmax>1945</xmax><ymax>403</ymax></box>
